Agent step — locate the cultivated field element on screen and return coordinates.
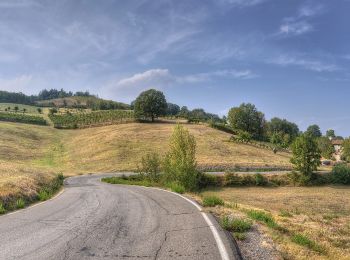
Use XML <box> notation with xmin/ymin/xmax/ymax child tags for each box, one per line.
<box><xmin>201</xmin><ymin>186</ymin><xmax>350</xmax><ymax>259</ymax></box>
<box><xmin>0</xmin><ymin>103</ymin><xmax>41</xmax><ymax>114</ymax></box>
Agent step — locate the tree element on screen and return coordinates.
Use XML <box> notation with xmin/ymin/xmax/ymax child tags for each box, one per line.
<box><xmin>326</xmin><ymin>129</ymin><xmax>335</xmax><ymax>139</ymax></box>
<box><xmin>290</xmin><ymin>134</ymin><xmax>321</xmax><ymax>177</ymax></box>
<box><xmin>134</xmin><ymin>89</ymin><xmax>167</xmax><ymax>122</ymax></box>
<box><xmin>37</xmin><ymin>108</ymin><xmax>42</xmax><ymax>114</ymax></box>
<box><xmin>267</xmin><ymin>117</ymin><xmax>299</xmax><ymax>146</ymax></box>
<box><xmin>342</xmin><ymin>138</ymin><xmax>350</xmax><ymax>162</ymax></box>
<box><xmin>305</xmin><ymin>124</ymin><xmax>322</xmax><ymax>138</ymax></box>
<box><xmin>228</xmin><ymin>103</ymin><xmax>266</xmax><ymax>140</ymax></box>
<box><xmin>166</xmin><ymin>103</ymin><xmax>180</xmax><ymax>117</ymax></box>
<box><xmin>163</xmin><ymin>124</ymin><xmax>201</xmax><ymax>191</ymax></box>
<box><xmin>14</xmin><ymin>106</ymin><xmax>19</xmax><ymax>112</ymax></box>
<box><xmin>178</xmin><ymin>106</ymin><xmax>189</xmax><ymax>118</ymax></box>
<box><xmin>317</xmin><ymin>136</ymin><xmax>334</xmax><ymax>159</ymax></box>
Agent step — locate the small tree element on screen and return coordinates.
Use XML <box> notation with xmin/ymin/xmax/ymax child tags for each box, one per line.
<box><xmin>326</xmin><ymin>129</ymin><xmax>335</xmax><ymax>139</ymax></box>
<box><xmin>138</xmin><ymin>152</ymin><xmax>162</xmax><ymax>182</ymax></box>
<box><xmin>317</xmin><ymin>137</ymin><xmax>334</xmax><ymax>159</ymax></box>
<box><xmin>14</xmin><ymin>106</ymin><xmax>19</xmax><ymax>112</ymax></box>
<box><xmin>342</xmin><ymin>138</ymin><xmax>350</xmax><ymax>162</ymax></box>
<box><xmin>163</xmin><ymin>124</ymin><xmax>200</xmax><ymax>191</ymax></box>
<box><xmin>37</xmin><ymin>108</ymin><xmax>42</xmax><ymax>114</ymax></box>
<box><xmin>290</xmin><ymin>134</ymin><xmax>321</xmax><ymax>178</ymax></box>
<box><xmin>134</xmin><ymin>89</ymin><xmax>167</xmax><ymax>122</ymax></box>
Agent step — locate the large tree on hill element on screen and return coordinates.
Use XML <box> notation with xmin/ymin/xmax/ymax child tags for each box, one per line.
<box><xmin>326</xmin><ymin>129</ymin><xmax>335</xmax><ymax>139</ymax></box>
<box><xmin>228</xmin><ymin>103</ymin><xmax>266</xmax><ymax>140</ymax></box>
<box><xmin>134</xmin><ymin>89</ymin><xmax>167</xmax><ymax>122</ymax></box>
<box><xmin>267</xmin><ymin>117</ymin><xmax>299</xmax><ymax>147</ymax></box>
<box><xmin>305</xmin><ymin>124</ymin><xmax>322</xmax><ymax>138</ymax></box>
<box><xmin>166</xmin><ymin>103</ymin><xmax>180</xmax><ymax>116</ymax></box>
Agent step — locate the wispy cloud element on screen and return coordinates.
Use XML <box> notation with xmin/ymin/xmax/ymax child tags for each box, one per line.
<box><xmin>278</xmin><ymin>2</ymin><xmax>325</xmax><ymax>36</ymax></box>
<box><xmin>219</xmin><ymin>0</ymin><xmax>268</xmax><ymax>8</ymax></box>
<box><xmin>179</xmin><ymin>69</ymin><xmax>257</xmax><ymax>83</ymax></box>
<box><xmin>271</xmin><ymin>55</ymin><xmax>338</xmax><ymax>72</ymax></box>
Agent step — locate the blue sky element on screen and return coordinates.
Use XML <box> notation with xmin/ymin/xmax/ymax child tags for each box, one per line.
<box><xmin>0</xmin><ymin>0</ymin><xmax>350</xmax><ymax>135</ymax></box>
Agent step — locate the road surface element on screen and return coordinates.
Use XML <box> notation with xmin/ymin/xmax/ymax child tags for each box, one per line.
<box><xmin>0</xmin><ymin>174</ymin><xmax>238</xmax><ymax>260</ymax></box>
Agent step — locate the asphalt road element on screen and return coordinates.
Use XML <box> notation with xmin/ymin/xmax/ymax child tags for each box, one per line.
<box><xmin>0</xmin><ymin>174</ymin><xmax>238</xmax><ymax>260</ymax></box>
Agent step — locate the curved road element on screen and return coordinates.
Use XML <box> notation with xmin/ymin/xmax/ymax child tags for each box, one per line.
<box><xmin>0</xmin><ymin>174</ymin><xmax>238</xmax><ymax>260</ymax></box>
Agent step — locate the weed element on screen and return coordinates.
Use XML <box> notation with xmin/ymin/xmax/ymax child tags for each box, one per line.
<box><xmin>16</xmin><ymin>198</ymin><xmax>25</xmax><ymax>209</ymax></box>
<box><xmin>247</xmin><ymin>210</ymin><xmax>278</xmax><ymax>229</ymax></box>
<box><xmin>291</xmin><ymin>233</ymin><xmax>325</xmax><ymax>254</ymax></box>
<box><xmin>38</xmin><ymin>189</ymin><xmax>52</xmax><ymax>201</ymax></box>
<box><xmin>221</xmin><ymin>216</ymin><xmax>252</xmax><ymax>233</ymax></box>
<box><xmin>202</xmin><ymin>195</ymin><xmax>224</xmax><ymax>207</ymax></box>
<box><xmin>234</xmin><ymin>232</ymin><xmax>247</xmax><ymax>240</ymax></box>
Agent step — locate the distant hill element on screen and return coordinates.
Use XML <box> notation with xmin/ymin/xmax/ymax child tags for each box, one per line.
<box><xmin>35</xmin><ymin>96</ymin><xmax>130</xmax><ymax>110</ymax></box>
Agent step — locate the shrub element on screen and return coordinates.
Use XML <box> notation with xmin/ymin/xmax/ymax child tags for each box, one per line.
<box><xmin>199</xmin><ymin>173</ymin><xmax>222</xmax><ymax>188</ymax></box>
<box><xmin>16</xmin><ymin>198</ymin><xmax>25</xmax><ymax>209</ymax></box>
<box><xmin>221</xmin><ymin>216</ymin><xmax>252</xmax><ymax>232</ymax></box>
<box><xmin>38</xmin><ymin>189</ymin><xmax>51</xmax><ymax>201</ymax></box>
<box><xmin>139</xmin><ymin>152</ymin><xmax>162</xmax><ymax>182</ymax></box>
<box><xmin>331</xmin><ymin>164</ymin><xmax>350</xmax><ymax>184</ymax></box>
<box><xmin>224</xmin><ymin>172</ymin><xmax>242</xmax><ymax>186</ymax></box>
<box><xmin>234</xmin><ymin>232</ymin><xmax>247</xmax><ymax>240</ymax></box>
<box><xmin>163</xmin><ymin>124</ymin><xmax>201</xmax><ymax>191</ymax></box>
<box><xmin>202</xmin><ymin>196</ymin><xmax>224</xmax><ymax>207</ymax></box>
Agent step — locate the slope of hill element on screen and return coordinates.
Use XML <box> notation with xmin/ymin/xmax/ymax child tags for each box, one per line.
<box><xmin>35</xmin><ymin>96</ymin><xmax>130</xmax><ymax>110</ymax></box>
<box><xmin>0</xmin><ymin>121</ymin><xmax>291</xmax><ymax>203</ymax></box>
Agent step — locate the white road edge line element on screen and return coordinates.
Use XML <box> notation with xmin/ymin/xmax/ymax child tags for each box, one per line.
<box><xmin>150</xmin><ymin>187</ymin><xmax>231</xmax><ymax>260</ymax></box>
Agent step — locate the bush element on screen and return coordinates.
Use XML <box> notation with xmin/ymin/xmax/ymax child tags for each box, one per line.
<box><xmin>199</xmin><ymin>173</ymin><xmax>223</xmax><ymax>187</ymax></box>
<box><xmin>38</xmin><ymin>189</ymin><xmax>51</xmax><ymax>201</ymax></box>
<box><xmin>138</xmin><ymin>152</ymin><xmax>162</xmax><ymax>182</ymax></box>
<box><xmin>254</xmin><ymin>173</ymin><xmax>268</xmax><ymax>186</ymax></box>
<box><xmin>224</xmin><ymin>172</ymin><xmax>242</xmax><ymax>186</ymax></box>
<box><xmin>221</xmin><ymin>216</ymin><xmax>252</xmax><ymax>232</ymax></box>
<box><xmin>163</xmin><ymin>124</ymin><xmax>202</xmax><ymax>191</ymax></box>
<box><xmin>331</xmin><ymin>164</ymin><xmax>350</xmax><ymax>184</ymax></box>
<box><xmin>202</xmin><ymin>195</ymin><xmax>224</xmax><ymax>207</ymax></box>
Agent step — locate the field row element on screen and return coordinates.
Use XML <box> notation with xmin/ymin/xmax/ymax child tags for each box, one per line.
<box><xmin>49</xmin><ymin>109</ymin><xmax>135</xmax><ymax>128</ymax></box>
<box><xmin>0</xmin><ymin>112</ymin><xmax>47</xmax><ymax>125</ymax></box>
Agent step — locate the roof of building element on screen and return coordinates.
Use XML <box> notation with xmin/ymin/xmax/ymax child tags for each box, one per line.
<box><xmin>332</xmin><ymin>139</ymin><xmax>343</xmax><ymax>145</ymax></box>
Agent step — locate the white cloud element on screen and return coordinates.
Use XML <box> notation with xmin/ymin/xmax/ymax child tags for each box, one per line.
<box><xmin>0</xmin><ymin>75</ymin><xmax>33</xmax><ymax>92</ymax></box>
<box><xmin>279</xmin><ymin>21</ymin><xmax>313</xmax><ymax>36</ymax></box>
<box><xmin>104</xmin><ymin>68</ymin><xmax>256</xmax><ymax>101</ymax></box>
<box><xmin>220</xmin><ymin>0</ymin><xmax>267</xmax><ymax>7</ymax></box>
<box><xmin>271</xmin><ymin>56</ymin><xmax>338</xmax><ymax>72</ymax></box>
<box><xmin>278</xmin><ymin>3</ymin><xmax>325</xmax><ymax>36</ymax></box>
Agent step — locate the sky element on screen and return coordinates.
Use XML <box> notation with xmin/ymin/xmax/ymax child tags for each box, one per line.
<box><xmin>0</xmin><ymin>0</ymin><xmax>350</xmax><ymax>135</ymax></box>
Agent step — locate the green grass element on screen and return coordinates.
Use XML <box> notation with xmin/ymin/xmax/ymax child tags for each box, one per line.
<box><xmin>102</xmin><ymin>176</ymin><xmax>154</xmax><ymax>187</ymax></box>
<box><xmin>279</xmin><ymin>209</ymin><xmax>293</xmax><ymax>217</ymax></box>
<box><xmin>167</xmin><ymin>182</ymin><xmax>185</xmax><ymax>194</ymax></box>
<box><xmin>221</xmin><ymin>216</ymin><xmax>252</xmax><ymax>233</ymax></box>
<box><xmin>202</xmin><ymin>195</ymin><xmax>225</xmax><ymax>207</ymax></box>
<box><xmin>38</xmin><ymin>190</ymin><xmax>52</xmax><ymax>201</ymax></box>
<box><xmin>16</xmin><ymin>198</ymin><xmax>25</xmax><ymax>209</ymax></box>
<box><xmin>247</xmin><ymin>210</ymin><xmax>279</xmax><ymax>229</ymax></box>
<box><xmin>0</xmin><ymin>203</ymin><xmax>6</xmax><ymax>214</ymax></box>
<box><xmin>233</xmin><ymin>232</ymin><xmax>247</xmax><ymax>240</ymax></box>
<box><xmin>0</xmin><ymin>103</ymin><xmax>41</xmax><ymax>114</ymax></box>
<box><xmin>291</xmin><ymin>233</ymin><xmax>325</xmax><ymax>253</ymax></box>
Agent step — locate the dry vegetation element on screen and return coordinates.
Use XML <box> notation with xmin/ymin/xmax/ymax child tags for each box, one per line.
<box><xmin>201</xmin><ymin>186</ymin><xmax>350</xmax><ymax>259</ymax></box>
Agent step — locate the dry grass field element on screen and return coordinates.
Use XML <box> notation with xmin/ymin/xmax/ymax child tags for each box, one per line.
<box><xmin>201</xmin><ymin>186</ymin><xmax>350</xmax><ymax>259</ymax></box>
<box><xmin>0</xmin><ymin>121</ymin><xmax>291</xmax><ymax>198</ymax></box>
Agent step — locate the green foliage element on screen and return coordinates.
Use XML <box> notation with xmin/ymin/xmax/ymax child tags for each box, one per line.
<box><xmin>233</xmin><ymin>232</ymin><xmax>247</xmax><ymax>240</ymax></box>
<box><xmin>236</xmin><ymin>130</ymin><xmax>252</xmax><ymax>143</ymax></box>
<box><xmin>166</xmin><ymin>103</ymin><xmax>180</xmax><ymax>116</ymax></box>
<box><xmin>138</xmin><ymin>152</ymin><xmax>162</xmax><ymax>182</ymax></box>
<box><xmin>167</xmin><ymin>182</ymin><xmax>186</xmax><ymax>194</ymax></box>
<box><xmin>291</xmin><ymin>233</ymin><xmax>325</xmax><ymax>253</ymax></box>
<box><xmin>134</xmin><ymin>89</ymin><xmax>167</xmax><ymax>122</ymax></box>
<box><xmin>102</xmin><ymin>176</ymin><xmax>153</xmax><ymax>187</ymax></box>
<box><xmin>254</xmin><ymin>173</ymin><xmax>268</xmax><ymax>186</ymax></box>
<box><xmin>38</xmin><ymin>190</ymin><xmax>51</xmax><ymax>201</ymax></box>
<box><xmin>208</xmin><ymin>121</ymin><xmax>235</xmax><ymax>134</ymax></box>
<box><xmin>221</xmin><ymin>216</ymin><xmax>252</xmax><ymax>233</ymax></box>
<box><xmin>331</xmin><ymin>164</ymin><xmax>350</xmax><ymax>184</ymax></box>
<box><xmin>0</xmin><ymin>112</ymin><xmax>47</xmax><ymax>125</ymax></box>
<box><xmin>163</xmin><ymin>124</ymin><xmax>201</xmax><ymax>191</ymax></box>
<box><xmin>290</xmin><ymin>134</ymin><xmax>321</xmax><ymax>178</ymax></box>
<box><xmin>0</xmin><ymin>203</ymin><xmax>6</xmax><ymax>214</ymax></box>
<box><xmin>49</xmin><ymin>110</ymin><xmax>134</xmax><ymax>128</ymax></box>
<box><xmin>202</xmin><ymin>195</ymin><xmax>224</xmax><ymax>207</ymax></box>
<box><xmin>228</xmin><ymin>103</ymin><xmax>265</xmax><ymax>140</ymax></box>
<box><xmin>317</xmin><ymin>137</ymin><xmax>335</xmax><ymax>159</ymax></box>
<box><xmin>267</xmin><ymin>117</ymin><xmax>299</xmax><ymax>146</ymax></box>
<box><xmin>326</xmin><ymin>129</ymin><xmax>335</xmax><ymax>138</ymax></box>
<box><xmin>342</xmin><ymin>138</ymin><xmax>350</xmax><ymax>162</ymax></box>
<box><xmin>247</xmin><ymin>210</ymin><xmax>278</xmax><ymax>229</ymax></box>
<box><xmin>16</xmin><ymin>198</ymin><xmax>25</xmax><ymax>209</ymax></box>
<box><xmin>305</xmin><ymin>124</ymin><xmax>322</xmax><ymax>138</ymax></box>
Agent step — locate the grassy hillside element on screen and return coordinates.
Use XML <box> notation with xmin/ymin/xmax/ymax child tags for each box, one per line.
<box><xmin>35</xmin><ymin>96</ymin><xmax>130</xmax><ymax>109</ymax></box>
<box><xmin>0</xmin><ymin>103</ymin><xmax>41</xmax><ymax>114</ymax></box>
<box><xmin>0</xmin><ymin>121</ymin><xmax>291</xmax><ymax>201</ymax></box>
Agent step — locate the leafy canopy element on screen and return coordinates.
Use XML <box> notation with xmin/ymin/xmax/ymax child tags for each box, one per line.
<box><xmin>134</xmin><ymin>89</ymin><xmax>167</xmax><ymax>122</ymax></box>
